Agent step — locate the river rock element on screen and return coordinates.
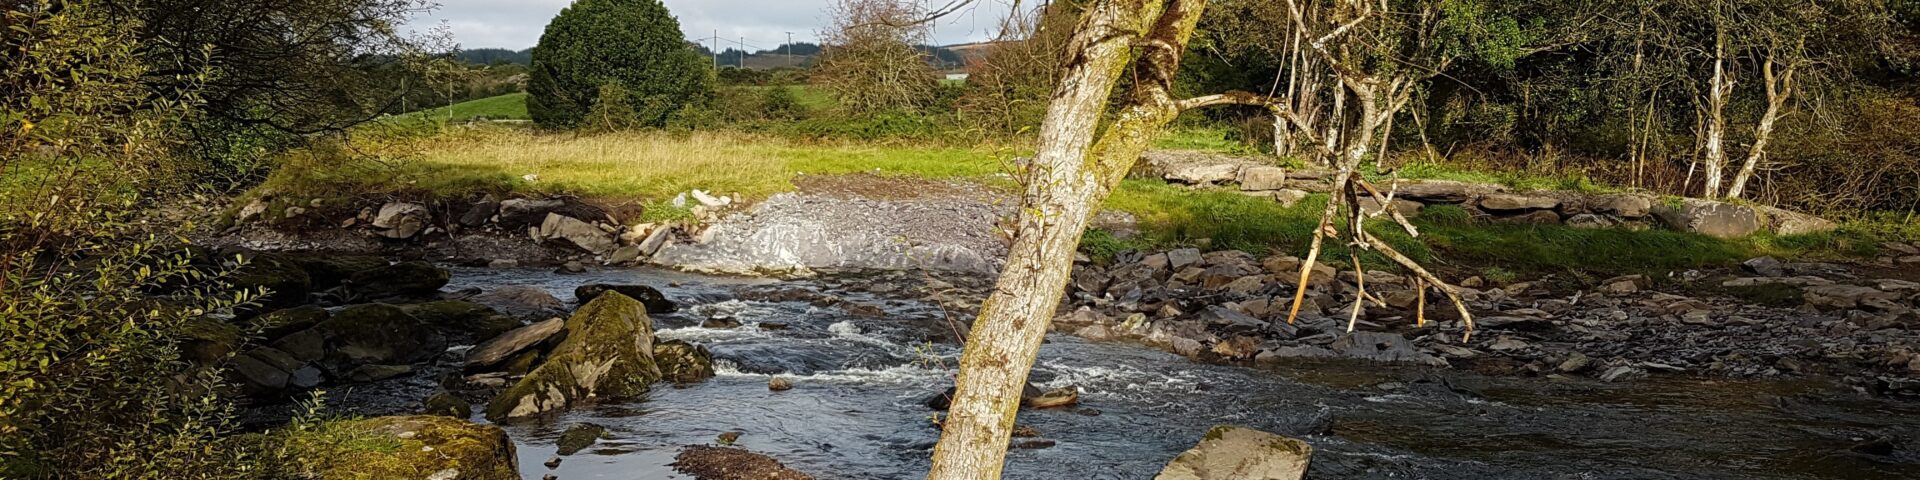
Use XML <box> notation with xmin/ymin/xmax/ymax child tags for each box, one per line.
<box><xmin>1025</xmin><ymin>387</ymin><xmax>1080</xmax><ymax>409</ymax></box>
<box><xmin>555</xmin><ymin>423</ymin><xmax>606</xmax><ymax>456</ymax></box>
<box><xmin>538</xmin><ymin>213</ymin><xmax>616</xmax><ymax>255</ymax></box>
<box><xmin>301</xmin><ymin>416</ymin><xmax>519</xmax><ymax>480</ymax></box>
<box><xmin>458</xmin><ymin>195</ymin><xmax>500</xmax><ymax>227</ymax></box>
<box><xmin>1742</xmin><ymin>256</ymin><xmax>1786</xmax><ymax>277</ymax></box>
<box><xmin>179</xmin><ymin>317</ymin><xmax>242</xmax><ymax>364</ymax></box>
<box><xmin>1329</xmin><ymin>332</ymin><xmax>1446</xmax><ymax>366</ymax></box>
<box><xmin>498</xmin><ymin>198</ymin><xmax>565</xmax><ymax>228</ymax></box>
<box><xmin>316</xmin><ymin>304</ymin><xmax>438</xmax><ymax>373</ymax></box>
<box><xmin>486</xmin><ymin>293</ymin><xmax>661</xmax><ymax>420</ymax></box>
<box><xmin>371</xmin><ymin>202</ymin><xmax>431</xmax><ymax>239</ymax></box>
<box><xmin>1805</xmin><ymin>285</ymin><xmax>1900</xmax><ymax>310</ymax></box>
<box><xmin>673</xmin><ymin>445</ymin><xmax>814</xmax><ymax>480</ymax></box>
<box><xmin>465</xmin><ymin>317</ymin><xmax>564</xmax><ymax>370</ymax></box>
<box><xmin>470</xmin><ymin>285</ymin><xmax>568</xmax><ymax>321</ymax></box>
<box><xmin>1155</xmin><ymin>425</ymin><xmax>1311</xmax><ymax>480</ymax></box>
<box><xmin>574</xmin><ymin>284</ymin><xmax>676</xmax><ymax>313</ymax></box>
<box><xmin>230</xmin><ymin>254</ymin><xmax>313</xmax><ymax>312</ymax></box>
<box><xmin>289</xmin><ymin>254</ymin><xmax>389</xmax><ymax>290</ymax></box>
<box><xmin>654</xmin><ymin>339</ymin><xmax>716</xmax><ymax>384</ymax></box>
<box><xmin>1651</xmin><ymin>198</ymin><xmax>1760</xmax><ymax>239</ymax></box>
<box><xmin>424</xmin><ymin>390</ymin><xmax>472</xmax><ymax>418</ymax></box>
<box><xmin>347</xmin><ymin>261</ymin><xmax>450</xmax><ymax>298</ymax></box>
<box><xmin>248</xmin><ymin>305</ymin><xmax>329</xmax><ymax>341</ymax></box>
<box><xmin>1167</xmin><ymin>248</ymin><xmax>1204</xmax><ymax>270</ymax></box>
<box><xmin>401</xmin><ymin>300</ymin><xmax>521</xmax><ymax>340</ymax></box>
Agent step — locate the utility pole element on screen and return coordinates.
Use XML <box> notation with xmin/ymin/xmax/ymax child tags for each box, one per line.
<box><xmin>738</xmin><ymin>36</ymin><xmax>746</xmax><ymax>68</ymax></box>
<box><xmin>711</xmin><ymin>30</ymin><xmax>719</xmax><ymax>70</ymax></box>
<box><xmin>784</xmin><ymin>32</ymin><xmax>794</xmax><ymax>68</ymax></box>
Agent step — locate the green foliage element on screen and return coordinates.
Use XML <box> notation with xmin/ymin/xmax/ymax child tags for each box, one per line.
<box><xmin>583</xmin><ymin>83</ymin><xmax>645</xmax><ymax>132</ymax></box>
<box><xmin>527</xmin><ymin>0</ymin><xmax>713</xmax><ymax>129</ymax></box>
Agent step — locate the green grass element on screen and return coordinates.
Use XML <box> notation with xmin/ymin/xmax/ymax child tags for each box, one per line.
<box><xmin>386</xmin><ymin>92</ymin><xmax>530</xmax><ymax>126</ymax></box>
<box><xmin>1152</xmin><ymin>126</ymin><xmax>1268</xmax><ymax>156</ymax></box>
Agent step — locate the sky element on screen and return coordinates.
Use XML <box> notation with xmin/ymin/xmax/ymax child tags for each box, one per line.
<box><xmin>405</xmin><ymin>0</ymin><xmax>1019</xmax><ymax>52</ymax></box>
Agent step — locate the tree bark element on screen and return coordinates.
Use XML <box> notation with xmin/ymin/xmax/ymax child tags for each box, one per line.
<box><xmin>1700</xmin><ymin>17</ymin><xmax>1733</xmax><ymax>198</ymax></box>
<box><xmin>925</xmin><ymin>1</ymin><xmax>1209</xmax><ymax>478</ymax></box>
<box><xmin>1726</xmin><ymin>55</ymin><xmax>1795</xmax><ymax>199</ymax></box>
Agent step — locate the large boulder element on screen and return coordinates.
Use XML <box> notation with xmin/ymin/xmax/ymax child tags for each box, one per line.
<box><xmin>1651</xmin><ymin>198</ymin><xmax>1761</xmax><ymax>239</ymax></box>
<box><xmin>464</xmin><ymin>317</ymin><xmax>565</xmax><ymax>370</ymax></box>
<box><xmin>1155</xmin><ymin>425</ymin><xmax>1312</xmax><ymax>480</ymax></box>
<box><xmin>497</xmin><ymin>198</ymin><xmax>565</xmax><ymax>228</ymax></box>
<box><xmin>1166</xmin><ymin>163</ymin><xmax>1241</xmax><ymax>185</ymax></box>
<box><xmin>179</xmin><ymin>317</ymin><xmax>242</xmax><ymax>364</ymax></box>
<box><xmin>315</xmin><ymin>304</ymin><xmax>437</xmax><ymax>373</ymax></box>
<box><xmin>469</xmin><ymin>285</ymin><xmax>568</xmax><ymax>321</ymax></box>
<box><xmin>1756</xmin><ymin>206</ymin><xmax>1838</xmax><ymax>236</ymax></box>
<box><xmin>371</xmin><ymin>202</ymin><xmax>431</xmax><ymax>239</ymax></box>
<box><xmin>1238</xmin><ymin>166</ymin><xmax>1290</xmax><ymax>191</ymax></box>
<box><xmin>298</xmin><ymin>416</ymin><xmax>519</xmax><ymax>480</ymax></box>
<box><xmin>400</xmin><ymin>300</ymin><xmax>522</xmax><ymax>340</ymax></box>
<box><xmin>347</xmin><ymin>261</ymin><xmax>450</xmax><ymax>298</ymax></box>
<box><xmin>288</xmin><ymin>255</ymin><xmax>389</xmax><ymax>290</ymax></box>
<box><xmin>486</xmin><ymin>293</ymin><xmax>661</xmax><ymax>420</ymax></box>
<box><xmin>1590</xmin><ymin>193</ymin><xmax>1654</xmax><ymax>218</ymax></box>
<box><xmin>249</xmin><ymin>305</ymin><xmax>330</xmax><ymax>340</ymax></box>
<box><xmin>538</xmin><ymin>213</ymin><xmax>617</xmax><ymax>255</ymax></box>
<box><xmin>230</xmin><ymin>254</ymin><xmax>312</xmax><ymax>312</ymax></box>
<box><xmin>574</xmin><ymin>284</ymin><xmax>676</xmax><ymax>313</ymax></box>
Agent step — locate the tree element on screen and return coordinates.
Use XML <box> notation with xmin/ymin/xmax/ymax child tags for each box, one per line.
<box><xmin>956</xmin><ymin>1</ymin><xmax>1086</xmax><ymax>134</ymax></box>
<box><xmin>927</xmin><ymin>1</ymin><xmax>1482</xmax><ymax>477</ymax></box>
<box><xmin>527</xmin><ymin>0</ymin><xmax>712</xmax><ymax>128</ymax></box>
<box><xmin>813</xmin><ymin>0</ymin><xmax>942</xmax><ymax>113</ymax></box>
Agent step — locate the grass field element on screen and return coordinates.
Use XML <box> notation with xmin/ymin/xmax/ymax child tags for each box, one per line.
<box><xmin>249</xmin><ymin>92</ymin><xmax>1908</xmax><ymax>277</ymax></box>
<box><xmin>388</xmin><ymin>93</ymin><xmax>531</xmax><ymax>125</ymax></box>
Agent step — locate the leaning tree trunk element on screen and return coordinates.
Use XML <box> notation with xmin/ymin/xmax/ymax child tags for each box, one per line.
<box><xmin>925</xmin><ymin>1</ymin><xmax>1202</xmax><ymax>478</ymax></box>
<box><xmin>1700</xmin><ymin>22</ymin><xmax>1733</xmax><ymax>198</ymax></box>
<box><xmin>1726</xmin><ymin>56</ymin><xmax>1796</xmax><ymax>199</ymax></box>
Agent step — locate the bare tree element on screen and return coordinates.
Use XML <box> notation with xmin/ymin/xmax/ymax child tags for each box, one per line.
<box><xmin>814</xmin><ymin>0</ymin><xmax>943</xmax><ymax>113</ymax></box>
<box><xmin>926</xmin><ymin>0</ymin><xmax>1476</xmax><ymax>477</ymax></box>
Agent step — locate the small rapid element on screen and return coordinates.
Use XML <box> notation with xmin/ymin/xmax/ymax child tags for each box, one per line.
<box><xmin>446</xmin><ymin>267</ymin><xmax>1920</xmax><ymax>479</ymax></box>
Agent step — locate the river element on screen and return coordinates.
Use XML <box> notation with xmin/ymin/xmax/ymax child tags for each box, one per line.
<box><xmin>445</xmin><ymin>266</ymin><xmax>1920</xmax><ymax>479</ymax></box>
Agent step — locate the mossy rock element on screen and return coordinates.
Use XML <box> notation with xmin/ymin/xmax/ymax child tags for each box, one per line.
<box><xmin>291</xmin><ymin>255</ymin><xmax>390</xmax><ymax>289</ymax></box>
<box><xmin>317</xmin><ymin>304</ymin><xmax>438</xmax><ymax>373</ymax></box>
<box><xmin>425</xmin><ymin>390</ymin><xmax>473</xmax><ymax>419</ymax></box>
<box><xmin>231</xmin><ymin>254</ymin><xmax>313</xmax><ymax>313</ymax></box>
<box><xmin>401</xmin><ymin>300</ymin><xmax>522</xmax><ymax>340</ymax></box>
<box><xmin>574</xmin><ymin>284</ymin><xmax>676</xmax><ymax>313</ymax></box>
<box><xmin>555</xmin><ymin>423</ymin><xmax>607</xmax><ymax>456</ymax></box>
<box><xmin>654</xmin><ymin>339</ymin><xmax>715</xmax><ymax>384</ymax></box>
<box><xmin>179</xmin><ymin>317</ymin><xmax>243</xmax><ymax>365</ymax></box>
<box><xmin>485</xmin><ymin>293</ymin><xmax>660</xmax><ymax>421</ymax></box>
<box><xmin>302</xmin><ymin>416</ymin><xmax>519</xmax><ymax>480</ymax></box>
<box><xmin>250</xmin><ymin>305</ymin><xmax>330</xmax><ymax>340</ymax></box>
<box><xmin>347</xmin><ymin>261</ymin><xmax>450</xmax><ymax>298</ymax></box>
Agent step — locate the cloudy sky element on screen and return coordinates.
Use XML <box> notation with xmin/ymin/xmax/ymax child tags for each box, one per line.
<box><xmin>405</xmin><ymin>0</ymin><xmax>1018</xmax><ymax>51</ymax></box>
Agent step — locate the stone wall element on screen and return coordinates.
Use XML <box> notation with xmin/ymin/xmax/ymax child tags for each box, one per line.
<box><xmin>1138</xmin><ymin>150</ymin><xmax>1836</xmax><ymax>239</ymax></box>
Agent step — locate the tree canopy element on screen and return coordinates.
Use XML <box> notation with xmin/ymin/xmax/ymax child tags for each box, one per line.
<box><xmin>527</xmin><ymin>0</ymin><xmax>713</xmax><ymax>128</ymax></box>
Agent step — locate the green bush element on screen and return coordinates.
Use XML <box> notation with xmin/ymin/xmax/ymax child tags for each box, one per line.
<box><xmin>526</xmin><ymin>0</ymin><xmax>713</xmax><ymax>128</ymax></box>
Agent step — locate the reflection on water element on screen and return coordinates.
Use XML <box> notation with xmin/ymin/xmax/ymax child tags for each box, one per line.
<box><xmin>448</xmin><ymin>267</ymin><xmax>1920</xmax><ymax>480</ymax></box>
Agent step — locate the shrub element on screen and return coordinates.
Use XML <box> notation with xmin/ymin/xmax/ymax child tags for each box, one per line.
<box><xmin>527</xmin><ymin>0</ymin><xmax>713</xmax><ymax>128</ymax></box>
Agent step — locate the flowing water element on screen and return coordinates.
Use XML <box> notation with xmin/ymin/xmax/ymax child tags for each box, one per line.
<box><xmin>447</xmin><ymin>267</ymin><xmax>1920</xmax><ymax>479</ymax></box>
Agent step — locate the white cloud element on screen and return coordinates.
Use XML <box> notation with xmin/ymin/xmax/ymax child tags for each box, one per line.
<box><xmin>408</xmin><ymin>0</ymin><xmax>1017</xmax><ymax>51</ymax></box>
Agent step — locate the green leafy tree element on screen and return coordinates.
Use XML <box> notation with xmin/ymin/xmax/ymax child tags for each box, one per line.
<box><xmin>527</xmin><ymin>0</ymin><xmax>713</xmax><ymax>129</ymax></box>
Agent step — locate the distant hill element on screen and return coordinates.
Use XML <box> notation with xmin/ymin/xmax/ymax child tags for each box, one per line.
<box><xmin>456</xmin><ymin>48</ymin><xmax>532</xmax><ymax>66</ymax></box>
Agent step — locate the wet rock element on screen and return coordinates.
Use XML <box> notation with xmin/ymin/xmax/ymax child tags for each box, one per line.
<box><xmin>1651</xmin><ymin>198</ymin><xmax>1761</xmax><ymax>239</ymax></box>
<box><xmin>672</xmin><ymin>445</ymin><xmax>814</xmax><ymax>480</ymax></box>
<box><xmin>230</xmin><ymin>254</ymin><xmax>313</xmax><ymax>312</ymax></box>
<box><xmin>347</xmin><ymin>261</ymin><xmax>450</xmax><ymax>298</ymax></box>
<box><xmin>1156</xmin><ymin>425</ymin><xmax>1311</xmax><ymax>480</ymax></box>
<box><xmin>401</xmin><ymin>300</ymin><xmax>520</xmax><ymax>340</ymax></box>
<box><xmin>471</xmin><ymin>286</ymin><xmax>568</xmax><ymax>321</ymax></box>
<box><xmin>424</xmin><ymin>390</ymin><xmax>471</xmax><ymax>418</ymax></box>
<box><xmin>1025</xmin><ymin>387</ymin><xmax>1080</xmax><ymax>409</ymax></box>
<box><xmin>925</xmin><ymin>383</ymin><xmax>1044</xmax><ymax>410</ymax></box>
<box><xmin>1329</xmin><ymin>332</ymin><xmax>1446</xmax><ymax>366</ymax></box>
<box><xmin>465</xmin><ymin>317</ymin><xmax>564</xmax><ymax>370</ymax></box>
<box><xmin>1599</xmin><ymin>365</ymin><xmax>1647</xmax><ymax>382</ymax></box>
<box><xmin>574</xmin><ymin>284</ymin><xmax>676</xmax><ymax>313</ymax></box>
<box><xmin>289</xmin><ymin>255</ymin><xmax>389</xmax><ymax>290</ymax></box>
<box><xmin>301</xmin><ymin>416</ymin><xmax>518</xmax><ymax>480</ymax></box>
<box><xmin>555</xmin><ymin>423</ymin><xmax>606</xmax><ymax>456</ymax></box>
<box><xmin>348</xmin><ymin>364</ymin><xmax>413</xmax><ymax>382</ymax></box>
<box><xmin>250</xmin><ymin>305</ymin><xmax>331</xmax><ymax>339</ymax></box>
<box><xmin>769</xmin><ymin>377</ymin><xmax>794</xmax><ymax>391</ymax></box>
<box><xmin>372</xmin><ymin>202</ymin><xmax>431</xmax><ymax>239</ymax></box>
<box><xmin>654</xmin><ymin>339</ymin><xmax>716</xmax><ymax>383</ymax></box>
<box><xmin>486</xmin><ymin>293</ymin><xmax>661</xmax><ymax>420</ymax></box>
<box><xmin>317</xmin><ymin>304</ymin><xmax>436</xmax><ymax>373</ymax></box>
<box><xmin>538</xmin><ymin>213</ymin><xmax>617</xmax><ymax>255</ymax></box>
<box><xmin>701</xmin><ymin>316</ymin><xmax>743</xmax><ymax>329</ymax></box>
<box><xmin>1212</xmin><ymin>335</ymin><xmax>1262</xmax><ymax>359</ymax></box>
<box><xmin>1014</xmin><ymin>439</ymin><xmax>1058</xmax><ymax>449</ymax></box>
